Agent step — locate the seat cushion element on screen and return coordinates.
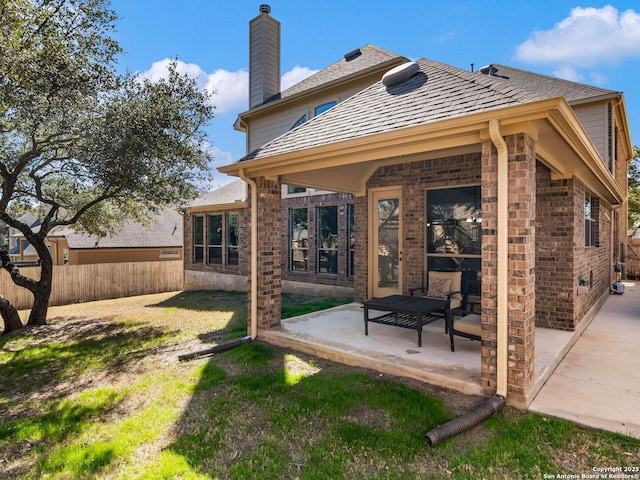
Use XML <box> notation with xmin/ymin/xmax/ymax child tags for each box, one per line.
<box><xmin>453</xmin><ymin>314</ymin><xmax>481</xmax><ymax>337</ymax></box>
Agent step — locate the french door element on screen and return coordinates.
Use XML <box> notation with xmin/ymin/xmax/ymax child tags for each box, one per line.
<box><xmin>371</xmin><ymin>188</ymin><xmax>402</xmax><ymax>298</ymax></box>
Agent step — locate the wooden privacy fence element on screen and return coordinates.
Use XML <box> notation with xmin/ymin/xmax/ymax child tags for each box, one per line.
<box><xmin>626</xmin><ymin>238</ymin><xmax>640</xmax><ymax>279</ymax></box>
<box><xmin>0</xmin><ymin>261</ymin><xmax>183</xmax><ymax>310</ymax></box>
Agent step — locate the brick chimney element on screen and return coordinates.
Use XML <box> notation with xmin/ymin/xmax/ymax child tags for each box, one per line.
<box><xmin>249</xmin><ymin>4</ymin><xmax>281</xmax><ymax>108</ymax></box>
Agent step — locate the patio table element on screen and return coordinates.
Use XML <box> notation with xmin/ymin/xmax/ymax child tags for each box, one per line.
<box><xmin>363</xmin><ymin>295</ymin><xmax>450</xmax><ymax>347</ymax></box>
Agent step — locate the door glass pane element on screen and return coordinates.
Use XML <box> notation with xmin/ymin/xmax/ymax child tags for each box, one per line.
<box><xmin>377</xmin><ymin>198</ymin><xmax>399</xmax><ymax>290</ymax></box>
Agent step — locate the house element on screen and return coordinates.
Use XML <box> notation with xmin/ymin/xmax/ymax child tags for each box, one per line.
<box><xmin>12</xmin><ymin>209</ymin><xmax>183</xmax><ymax>265</ymax></box>
<box><xmin>216</xmin><ymin>6</ymin><xmax>633</xmax><ymax>407</ymax></box>
<box><xmin>6</xmin><ymin>213</ymin><xmax>41</xmax><ymax>264</ymax></box>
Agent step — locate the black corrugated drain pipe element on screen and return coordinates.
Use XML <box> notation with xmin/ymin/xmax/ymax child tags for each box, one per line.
<box><xmin>178</xmin><ymin>335</ymin><xmax>252</xmax><ymax>362</ymax></box>
<box><xmin>425</xmin><ymin>394</ymin><xmax>505</xmax><ymax>446</ymax></box>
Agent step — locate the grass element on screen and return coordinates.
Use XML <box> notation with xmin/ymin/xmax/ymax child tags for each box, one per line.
<box><xmin>0</xmin><ymin>290</ymin><xmax>638</xmax><ymax>479</ymax></box>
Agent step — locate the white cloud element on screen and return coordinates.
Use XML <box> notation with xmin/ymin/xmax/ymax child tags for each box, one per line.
<box><xmin>141</xmin><ymin>60</ymin><xmax>318</xmax><ymax>115</ymax></box>
<box><xmin>514</xmin><ymin>5</ymin><xmax>640</xmax><ymax>67</ymax></box>
<box><xmin>552</xmin><ymin>66</ymin><xmax>583</xmax><ymax>82</ymax></box>
<box><xmin>281</xmin><ymin>65</ymin><xmax>319</xmax><ymax>90</ymax></box>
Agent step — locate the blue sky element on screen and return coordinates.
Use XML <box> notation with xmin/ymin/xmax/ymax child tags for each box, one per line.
<box><xmin>109</xmin><ymin>0</ymin><xmax>640</xmax><ymax>188</ymax></box>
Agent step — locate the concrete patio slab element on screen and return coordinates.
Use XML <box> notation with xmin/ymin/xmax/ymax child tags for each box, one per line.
<box><xmin>529</xmin><ymin>281</ymin><xmax>640</xmax><ymax>439</ymax></box>
<box><xmin>259</xmin><ymin>302</ymin><xmax>575</xmax><ymax>407</ymax></box>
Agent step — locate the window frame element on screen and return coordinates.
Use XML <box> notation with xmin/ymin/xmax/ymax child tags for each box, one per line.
<box><xmin>348</xmin><ymin>203</ymin><xmax>355</xmax><ymax>277</ymax></box>
<box><xmin>192</xmin><ymin>215</ymin><xmax>204</xmax><ymax>264</ymax></box>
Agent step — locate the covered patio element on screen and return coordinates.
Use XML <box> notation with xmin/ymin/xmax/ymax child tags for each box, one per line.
<box><xmin>260</xmin><ymin>302</ymin><xmax>576</xmax><ymax>405</ymax></box>
<box><xmin>220</xmin><ymin>59</ymin><xmax>628</xmax><ymax>408</ymax></box>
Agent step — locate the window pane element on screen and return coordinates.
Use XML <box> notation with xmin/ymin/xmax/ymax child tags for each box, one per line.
<box><xmin>287</xmin><ymin>185</ymin><xmax>307</xmax><ymax>194</ymax></box>
<box><xmin>377</xmin><ymin>198</ymin><xmax>399</xmax><ymax>289</ymax></box>
<box><xmin>290</xmin><ymin>208</ymin><xmax>308</xmax><ymax>271</ymax></box>
<box><xmin>227</xmin><ymin>213</ymin><xmax>239</xmax><ymax>247</ymax></box>
<box><xmin>318</xmin><ymin>206</ymin><xmax>338</xmax><ymax>274</ymax></box>
<box><xmin>291</xmin><ymin>114</ymin><xmax>307</xmax><ymax>129</ymax></box>
<box><xmin>314</xmin><ymin>101</ymin><xmax>336</xmax><ymax>116</ymax></box>
<box><xmin>208</xmin><ymin>214</ymin><xmax>222</xmax><ymax>246</ymax></box>
<box><xmin>427</xmin><ymin>187</ymin><xmax>481</xmax><ymax>255</ymax></box>
<box><xmin>208</xmin><ymin>246</ymin><xmax>222</xmax><ymax>265</ymax></box>
<box><xmin>228</xmin><ymin>247</ymin><xmax>239</xmax><ymax>266</ymax></box>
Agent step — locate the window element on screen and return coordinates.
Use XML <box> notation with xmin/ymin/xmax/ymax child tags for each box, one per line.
<box><xmin>314</xmin><ymin>101</ymin><xmax>336</xmax><ymax>116</ymax></box>
<box><xmin>227</xmin><ymin>213</ymin><xmax>239</xmax><ymax>266</ymax></box>
<box><xmin>207</xmin><ymin>214</ymin><xmax>223</xmax><ymax>265</ymax></box>
<box><xmin>291</xmin><ymin>114</ymin><xmax>307</xmax><ymax>130</ymax></box>
<box><xmin>585</xmin><ymin>192</ymin><xmax>598</xmax><ymax>247</ymax></box>
<box><xmin>348</xmin><ymin>204</ymin><xmax>355</xmax><ymax>276</ymax></box>
<box><xmin>290</xmin><ymin>208</ymin><xmax>308</xmax><ymax>271</ymax></box>
<box><xmin>193</xmin><ymin>216</ymin><xmax>204</xmax><ymax>263</ymax></box>
<box><xmin>426</xmin><ymin>186</ymin><xmax>482</xmax><ymax>295</ymax></box>
<box><xmin>318</xmin><ymin>206</ymin><xmax>338</xmax><ymax>274</ymax></box>
<box><xmin>287</xmin><ymin>185</ymin><xmax>307</xmax><ymax>194</ymax></box>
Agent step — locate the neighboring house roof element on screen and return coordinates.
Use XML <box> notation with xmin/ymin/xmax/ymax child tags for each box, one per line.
<box><xmin>53</xmin><ymin>209</ymin><xmax>183</xmax><ymax>249</ymax></box>
<box><xmin>238</xmin><ymin>58</ymin><xmax>547</xmax><ymax>162</ymax></box>
<box><xmin>8</xmin><ymin>213</ymin><xmax>41</xmax><ymax>237</ymax></box>
<box><xmin>189</xmin><ymin>179</ymin><xmax>248</xmax><ymax>210</ymax></box>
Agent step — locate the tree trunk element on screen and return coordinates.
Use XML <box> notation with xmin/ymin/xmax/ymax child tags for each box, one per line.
<box><xmin>0</xmin><ymin>295</ymin><xmax>23</xmax><ymax>334</ymax></box>
<box><xmin>26</xmin><ymin>243</ymin><xmax>53</xmax><ymax>326</ymax></box>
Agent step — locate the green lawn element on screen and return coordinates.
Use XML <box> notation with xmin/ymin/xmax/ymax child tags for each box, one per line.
<box><xmin>0</xmin><ymin>291</ymin><xmax>638</xmax><ymax>479</ymax></box>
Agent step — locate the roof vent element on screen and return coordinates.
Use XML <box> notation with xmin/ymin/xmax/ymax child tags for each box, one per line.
<box><xmin>344</xmin><ymin>48</ymin><xmax>361</xmax><ymax>61</ymax></box>
<box><xmin>480</xmin><ymin>64</ymin><xmax>498</xmax><ymax>76</ymax></box>
<box><xmin>259</xmin><ymin>4</ymin><xmax>271</xmax><ymax>14</ymax></box>
<box><xmin>382</xmin><ymin>61</ymin><xmax>420</xmax><ymax>87</ymax></box>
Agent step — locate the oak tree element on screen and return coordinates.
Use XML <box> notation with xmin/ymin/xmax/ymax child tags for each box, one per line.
<box><xmin>1</xmin><ymin>0</ymin><xmax>214</xmax><ymax>333</ymax></box>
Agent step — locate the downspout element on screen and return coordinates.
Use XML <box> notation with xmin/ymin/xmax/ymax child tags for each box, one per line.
<box><xmin>239</xmin><ymin>168</ymin><xmax>258</xmax><ymax>340</ymax></box>
<box><xmin>489</xmin><ymin>119</ymin><xmax>509</xmax><ymax>399</ymax></box>
<box><xmin>425</xmin><ymin>120</ymin><xmax>508</xmax><ymax>445</ymax></box>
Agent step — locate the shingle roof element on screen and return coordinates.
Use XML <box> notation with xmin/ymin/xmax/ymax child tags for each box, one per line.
<box><xmin>480</xmin><ymin>64</ymin><xmax>618</xmax><ymax>103</ymax></box>
<box><xmin>240</xmin><ymin>58</ymin><xmax>545</xmax><ymax>161</ymax></box>
<box><xmin>54</xmin><ymin>209</ymin><xmax>183</xmax><ymax>249</ymax></box>
<box><xmin>274</xmin><ymin>45</ymin><xmax>406</xmax><ymax>101</ymax></box>
<box><xmin>190</xmin><ymin>179</ymin><xmax>247</xmax><ymax>208</ymax></box>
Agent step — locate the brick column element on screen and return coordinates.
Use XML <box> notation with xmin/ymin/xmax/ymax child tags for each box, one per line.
<box><xmin>353</xmin><ymin>195</ymin><xmax>369</xmax><ymax>302</ymax></box>
<box><xmin>481</xmin><ymin>132</ymin><xmax>536</xmax><ymax>407</ymax></box>
<box><xmin>251</xmin><ymin>177</ymin><xmax>282</xmax><ymax>329</ymax></box>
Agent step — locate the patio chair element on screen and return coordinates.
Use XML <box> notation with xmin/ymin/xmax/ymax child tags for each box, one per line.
<box><xmin>446</xmin><ymin>313</ymin><xmax>481</xmax><ymax>351</ymax></box>
<box><xmin>409</xmin><ymin>270</ymin><xmax>465</xmax><ymax>315</ymax></box>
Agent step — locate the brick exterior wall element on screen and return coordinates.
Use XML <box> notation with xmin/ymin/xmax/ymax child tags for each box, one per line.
<box><xmin>536</xmin><ymin>166</ymin><xmax>613</xmax><ymax>331</ymax></box>
<box><xmin>535</xmin><ymin>167</ymin><xmax>575</xmax><ymax>329</ymax></box>
<box><xmin>354</xmin><ymin>153</ymin><xmax>482</xmax><ymax>302</ymax></box>
<box><xmin>281</xmin><ymin>192</ymin><xmax>355</xmax><ymax>288</ymax></box>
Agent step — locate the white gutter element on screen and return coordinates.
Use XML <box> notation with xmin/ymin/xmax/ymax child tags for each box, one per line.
<box><xmin>489</xmin><ymin>119</ymin><xmax>508</xmax><ymax>398</ymax></box>
<box><xmin>239</xmin><ymin>168</ymin><xmax>258</xmax><ymax>339</ymax></box>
